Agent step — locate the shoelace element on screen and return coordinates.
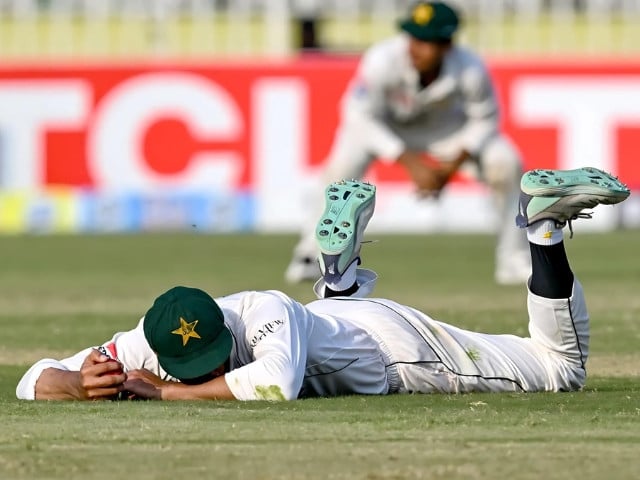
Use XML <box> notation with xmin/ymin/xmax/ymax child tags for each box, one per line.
<box><xmin>556</xmin><ymin>212</ymin><xmax>593</xmax><ymax>239</ymax></box>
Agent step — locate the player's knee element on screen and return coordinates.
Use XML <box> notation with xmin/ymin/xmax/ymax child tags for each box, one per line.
<box><xmin>479</xmin><ymin>137</ymin><xmax>522</xmax><ymax>189</ymax></box>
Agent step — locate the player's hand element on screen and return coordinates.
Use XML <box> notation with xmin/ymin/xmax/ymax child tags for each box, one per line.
<box><xmin>432</xmin><ymin>161</ymin><xmax>457</xmax><ymax>190</ymax></box>
<box><xmin>79</xmin><ymin>349</ymin><xmax>127</xmax><ymax>400</ymax></box>
<box><xmin>123</xmin><ymin>369</ymin><xmax>167</xmax><ymax>400</ymax></box>
<box><xmin>396</xmin><ymin>150</ymin><xmax>447</xmax><ymax>197</ymax></box>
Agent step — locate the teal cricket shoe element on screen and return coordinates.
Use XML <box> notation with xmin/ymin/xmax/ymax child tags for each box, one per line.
<box><xmin>516</xmin><ymin>167</ymin><xmax>630</xmax><ymax>233</ymax></box>
<box><xmin>316</xmin><ymin>180</ymin><xmax>376</xmax><ymax>279</ymax></box>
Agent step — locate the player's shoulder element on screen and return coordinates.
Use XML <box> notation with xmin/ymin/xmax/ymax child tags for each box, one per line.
<box><xmin>361</xmin><ymin>35</ymin><xmax>409</xmax><ymax>76</ymax></box>
<box><xmin>365</xmin><ymin>34</ymin><xmax>407</xmax><ymax>57</ymax></box>
<box><xmin>223</xmin><ymin>289</ymin><xmax>303</xmax><ymax>314</ymax></box>
<box><xmin>447</xmin><ymin>45</ymin><xmax>488</xmax><ymax>71</ymax></box>
<box><xmin>219</xmin><ymin>290</ymin><xmax>294</xmax><ymax>332</ymax></box>
<box><xmin>219</xmin><ymin>289</ymin><xmax>289</xmax><ymax>305</ymax></box>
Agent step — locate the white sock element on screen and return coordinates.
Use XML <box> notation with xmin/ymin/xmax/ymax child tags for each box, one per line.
<box><xmin>324</xmin><ymin>260</ymin><xmax>359</xmax><ymax>292</ymax></box>
<box><xmin>526</xmin><ymin>219</ymin><xmax>563</xmax><ymax>246</ymax></box>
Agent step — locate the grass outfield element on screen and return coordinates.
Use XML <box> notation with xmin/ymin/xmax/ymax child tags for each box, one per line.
<box><xmin>0</xmin><ymin>231</ymin><xmax>639</xmax><ymax>479</ymax></box>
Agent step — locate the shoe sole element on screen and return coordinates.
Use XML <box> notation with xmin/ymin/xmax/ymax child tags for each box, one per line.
<box><xmin>316</xmin><ymin>180</ymin><xmax>376</xmax><ymax>255</ymax></box>
<box><xmin>521</xmin><ymin>167</ymin><xmax>629</xmax><ymax>204</ymax></box>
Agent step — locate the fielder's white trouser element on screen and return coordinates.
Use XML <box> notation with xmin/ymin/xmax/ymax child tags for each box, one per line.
<box><xmin>292</xmin><ymin>120</ymin><xmax>529</xmax><ymax>276</ymax></box>
<box><xmin>313</xmin><ymin>270</ymin><xmax>589</xmax><ymax>393</ymax></box>
<box><xmin>394</xmin><ymin>281</ymin><xmax>589</xmax><ymax>393</ymax></box>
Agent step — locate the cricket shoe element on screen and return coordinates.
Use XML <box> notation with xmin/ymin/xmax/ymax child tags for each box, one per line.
<box><xmin>316</xmin><ymin>180</ymin><xmax>376</xmax><ymax>282</ymax></box>
<box><xmin>284</xmin><ymin>255</ymin><xmax>319</xmax><ymax>283</ymax></box>
<box><xmin>516</xmin><ymin>167</ymin><xmax>630</xmax><ymax>235</ymax></box>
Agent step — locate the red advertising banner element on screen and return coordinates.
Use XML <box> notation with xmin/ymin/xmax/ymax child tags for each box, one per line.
<box><xmin>2</xmin><ymin>58</ymin><xmax>640</xmax><ymax>191</ymax></box>
<box><xmin>0</xmin><ymin>60</ymin><xmax>354</xmax><ymax>190</ymax></box>
<box><xmin>0</xmin><ymin>58</ymin><xmax>638</xmax><ymax>233</ymax></box>
<box><xmin>494</xmin><ymin>60</ymin><xmax>640</xmax><ymax>190</ymax></box>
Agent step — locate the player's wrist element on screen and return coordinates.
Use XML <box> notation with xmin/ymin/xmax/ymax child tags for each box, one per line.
<box><xmin>74</xmin><ymin>372</ymin><xmax>96</xmax><ymax>400</ymax></box>
<box><xmin>65</xmin><ymin>371</ymin><xmax>94</xmax><ymax>401</ymax></box>
<box><xmin>162</xmin><ymin>381</ymin><xmax>188</xmax><ymax>400</ymax></box>
<box><xmin>34</xmin><ymin>368</ymin><xmax>87</xmax><ymax>401</ymax></box>
<box><xmin>395</xmin><ymin>150</ymin><xmax>415</xmax><ymax>164</ymax></box>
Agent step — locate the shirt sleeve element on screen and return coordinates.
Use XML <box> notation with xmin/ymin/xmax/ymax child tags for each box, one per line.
<box><xmin>340</xmin><ymin>49</ymin><xmax>406</xmax><ymax>161</ymax></box>
<box><xmin>223</xmin><ymin>293</ymin><xmax>308</xmax><ymax>401</ymax></box>
<box><xmin>104</xmin><ymin>317</ymin><xmax>168</xmax><ymax>377</ymax></box>
<box><xmin>16</xmin><ymin>349</ymin><xmax>94</xmax><ymax>400</ymax></box>
<box><xmin>15</xmin><ymin>318</ymin><xmax>165</xmax><ymax>400</ymax></box>
<box><xmin>458</xmin><ymin>58</ymin><xmax>500</xmax><ymax>157</ymax></box>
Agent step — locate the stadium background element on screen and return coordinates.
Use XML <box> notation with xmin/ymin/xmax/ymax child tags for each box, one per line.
<box><xmin>0</xmin><ymin>0</ymin><xmax>639</xmax><ymax>235</ymax></box>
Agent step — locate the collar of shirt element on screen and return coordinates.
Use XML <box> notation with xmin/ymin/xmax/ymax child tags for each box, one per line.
<box><xmin>403</xmin><ymin>53</ymin><xmax>457</xmax><ymax>104</ymax></box>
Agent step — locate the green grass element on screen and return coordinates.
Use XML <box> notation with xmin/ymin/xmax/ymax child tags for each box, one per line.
<box><xmin>1</xmin><ymin>231</ymin><xmax>639</xmax><ymax>479</ymax></box>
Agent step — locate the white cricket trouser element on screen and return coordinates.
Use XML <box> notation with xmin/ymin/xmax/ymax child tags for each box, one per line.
<box><xmin>312</xmin><ymin>278</ymin><xmax>589</xmax><ymax>394</ymax></box>
<box><xmin>389</xmin><ymin>282</ymin><xmax>588</xmax><ymax>393</ymax></box>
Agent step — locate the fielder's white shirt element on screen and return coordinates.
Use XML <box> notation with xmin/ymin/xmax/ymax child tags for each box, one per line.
<box><xmin>343</xmin><ymin>34</ymin><xmax>499</xmax><ymax>160</ymax></box>
<box><xmin>16</xmin><ymin>290</ymin><xmax>391</xmax><ymax>401</ymax></box>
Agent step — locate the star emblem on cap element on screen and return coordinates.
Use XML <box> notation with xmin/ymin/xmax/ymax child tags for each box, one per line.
<box><xmin>171</xmin><ymin>317</ymin><xmax>202</xmax><ymax>346</ymax></box>
<box><xmin>413</xmin><ymin>3</ymin><xmax>433</xmax><ymax>25</ymax></box>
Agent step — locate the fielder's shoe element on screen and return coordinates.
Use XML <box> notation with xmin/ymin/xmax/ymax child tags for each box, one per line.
<box><xmin>284</xmin><ymin>255</ymin><xmax>319</xmax><ymax>283</ymax></box>
<box><xmin>316</xmin><ymin>180</ymin><xmax>376</xmax><ymax>281</ymax></box>
<box><xmin>516</xmin><ymin>167</ymin><xmax>630</xmax><ymax>235</ymax></box>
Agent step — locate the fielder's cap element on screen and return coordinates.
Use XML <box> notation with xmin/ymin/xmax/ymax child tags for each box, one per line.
<box><xmin>398</xmin><ymin>1</ymin><xmax>460</xmax><ymax>42</ymax></box>
<box><xmin>143</xmin><ymin>286</ymin><xmax>232</xmax><ymax>380</ymax></box>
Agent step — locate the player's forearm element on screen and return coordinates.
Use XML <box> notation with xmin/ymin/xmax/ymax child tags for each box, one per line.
<box><xmin>161</xmin><ymin>375</ymin><xmax>237</xmax><ymax>401</ymax></box>
<box><xmin>344</xmin><ymin>110</ymin><xmax>405</xmax><ymax>161</ymax></box>
<box><xmin>461</xmin><ymin>117</ymin><xmax>496</xmax><ymax>157</ymax></box>
<box><xmin>447</xmin><ymin>149</ymin><xmax>471</xmax><ymax>174</ymax></box>
<box><xmin>34</xmin><ymin>368</ymin><xmax>87</xmax><ymax>400</ymax></box>
<box><xmin>395</xmin><ymin>150</ymin><xmax>424</xmax><ymax>170</ymax></box>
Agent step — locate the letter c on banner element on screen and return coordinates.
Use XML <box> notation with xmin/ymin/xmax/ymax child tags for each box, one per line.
<box><xmin>87</xmin><ymin>72</ymin><xmax>243</xmax><ymax>190</ymax></box>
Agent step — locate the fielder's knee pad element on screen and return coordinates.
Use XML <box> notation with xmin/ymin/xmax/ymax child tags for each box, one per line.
<box><xmin>479</xmin><ymin>136</ymin><xmax>522</xmax><ymax>190</ymax></box>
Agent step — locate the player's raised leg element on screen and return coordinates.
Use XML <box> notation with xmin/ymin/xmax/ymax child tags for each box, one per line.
<box><xmin>518</xmin><ymin>167</ymin><xmax>629</xmax><ymax>384</ymax></box>
<box><xmin>312</xmin><ymin>179</ymin><xmax>376</xmax><ymax>298</ymax></box>
<box><xmin>284</xmin><ymin>128</ymin><xmax>374</xmax><ymax>284</ymax></box>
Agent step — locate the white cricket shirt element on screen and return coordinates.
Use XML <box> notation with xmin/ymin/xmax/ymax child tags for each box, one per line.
<box><xmin>342</xmin><ymin>34</ymin><xmax>500</xmax><ymax>160</ymax></box>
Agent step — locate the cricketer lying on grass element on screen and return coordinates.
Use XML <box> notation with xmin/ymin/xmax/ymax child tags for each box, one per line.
<box><xmin>16</xmin><ymin>167</ymin><xmax>629</xmax><ymax>401</ymax></box>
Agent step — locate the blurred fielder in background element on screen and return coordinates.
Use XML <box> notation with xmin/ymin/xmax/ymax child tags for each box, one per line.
<box><xmin>285</xmin><ymin>1</ymin><xmax>531</xmax><ymax>286</ymax></box>
<box><xmin>17</xmin><ymin>167</ymin><xmax>629</xmax><ymax>401</ymax></box>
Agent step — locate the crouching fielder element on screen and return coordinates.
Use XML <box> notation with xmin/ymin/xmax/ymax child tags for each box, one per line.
<box><xmin>16</xmin><ymin>168</ymin><xmax>629</xmax><ymax>400</ymax></box>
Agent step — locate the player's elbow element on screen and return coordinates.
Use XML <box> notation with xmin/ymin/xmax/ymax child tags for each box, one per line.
<box><xmin>253</xmin><ymin>378</ymin><xmax>300</xmax><ymax>401</ymax></box>
<box><xmin>258</xmin><ymin>360</ymin><xmax>303</xmax><ymax>401</ymax></box>
<box><xmin>344</xmin><ymin>107</ymin><xmax>375</xmax><ymax>126</ymax></box>
<box><xmin>271</xmin><ymin>373</ymin><xmax>302</xmax><ymax>401</ymax></box>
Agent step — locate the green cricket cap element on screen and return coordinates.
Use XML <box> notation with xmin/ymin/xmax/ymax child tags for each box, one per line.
<box><xmin>143</xmin><ymin>286</ymin><xmax>232</xmax><ymax>380</ymax></box>
<box><xmin>398</xmin><ymin>1</ymin><xmax>460</xmax><ymax>42</ymax></box>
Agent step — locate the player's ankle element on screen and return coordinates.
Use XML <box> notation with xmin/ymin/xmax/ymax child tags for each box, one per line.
<box><xmin>323</xmin><ymin>282</ymin><xmax>359</xmax><ymax>298</ymax></box>
<box><xmin>526</xmin><ymin>219</ymin><xmax>563</xmax><ymax>246</ymax></box>
<box><xmin>323</xmin><ymin>259</ymin><xmax>359</xmax><ymax>291</ymax></box>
